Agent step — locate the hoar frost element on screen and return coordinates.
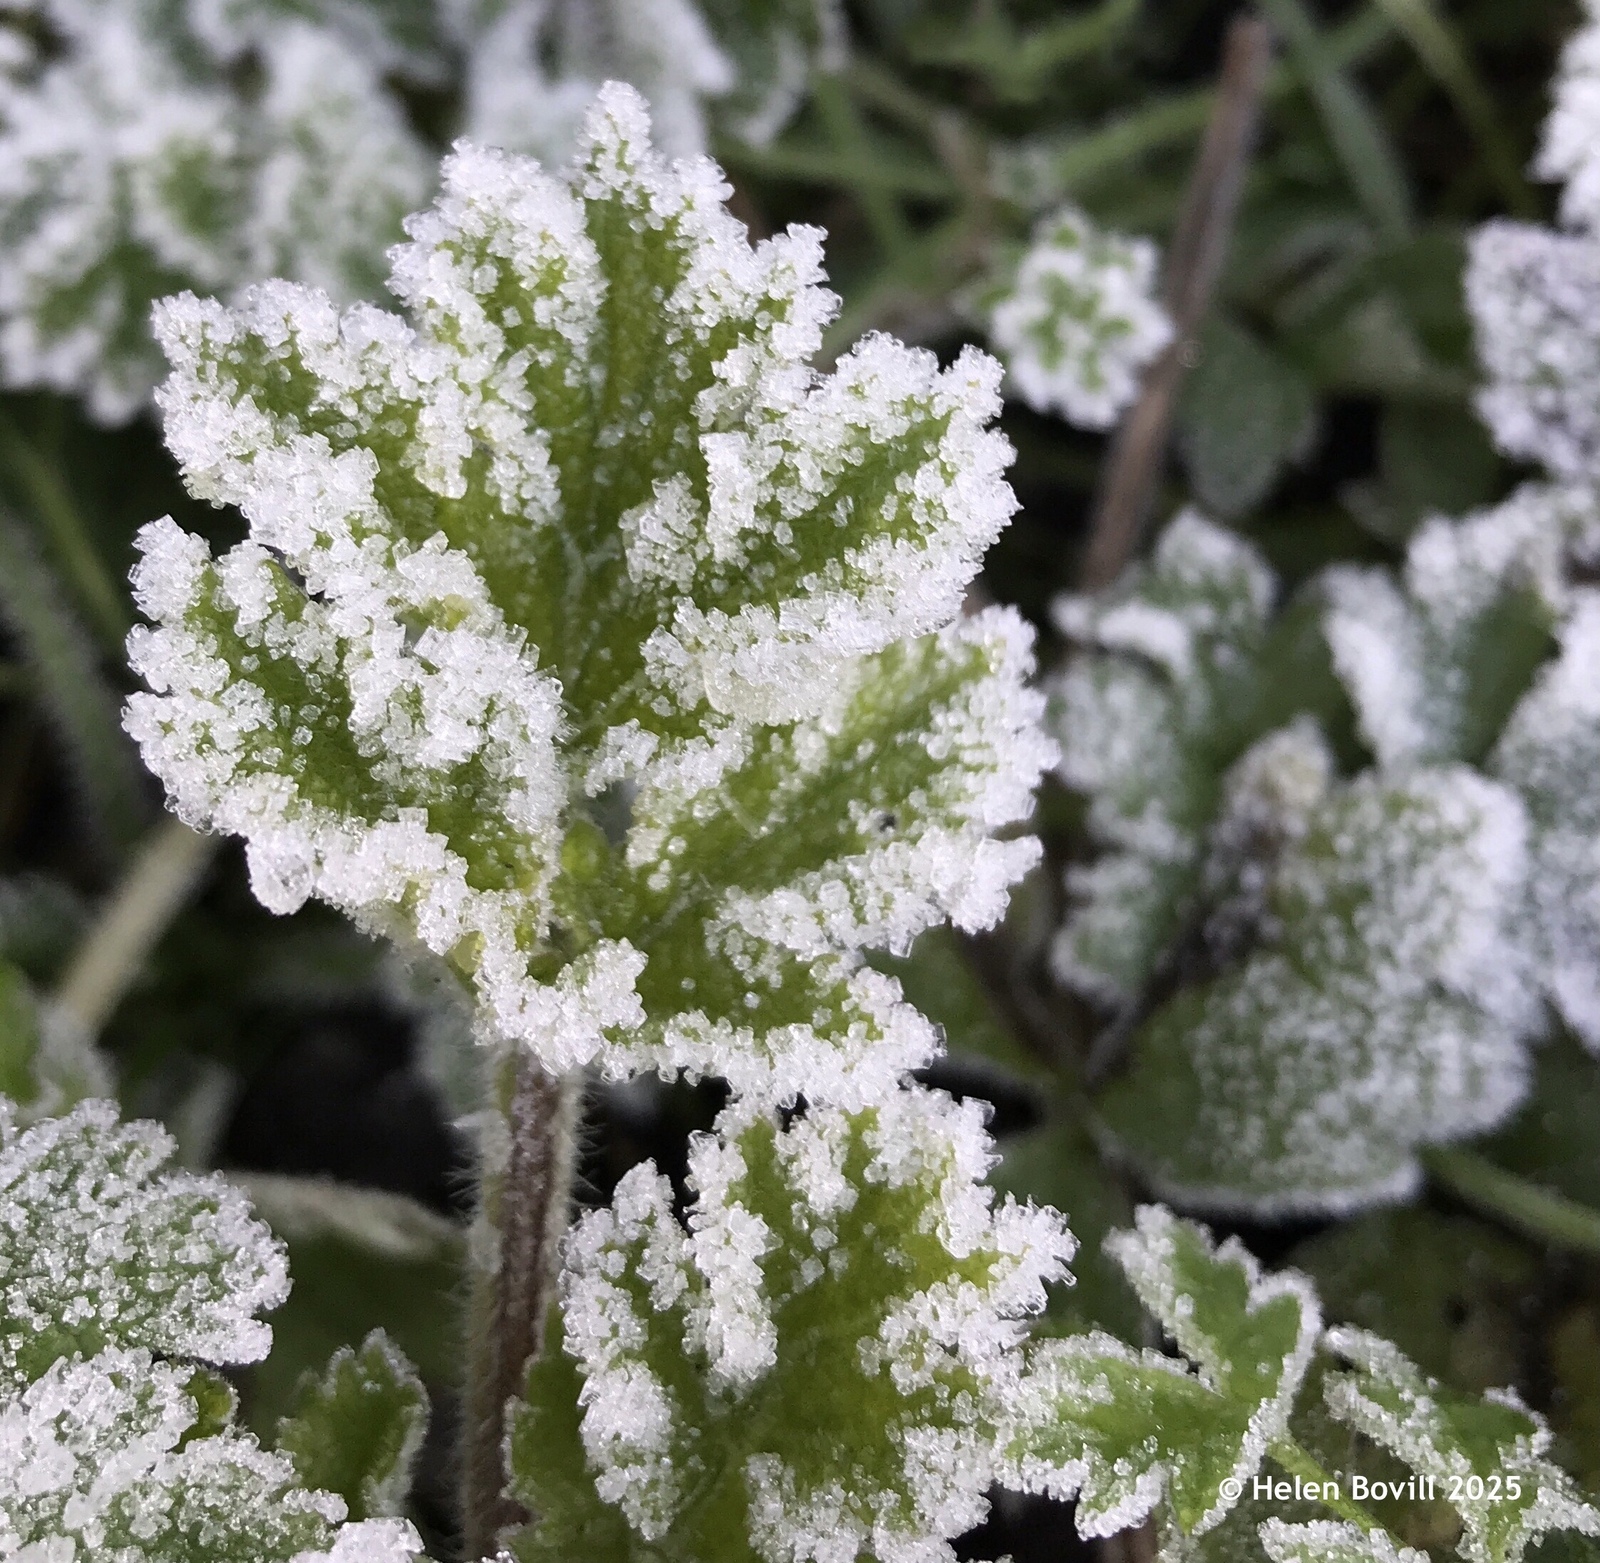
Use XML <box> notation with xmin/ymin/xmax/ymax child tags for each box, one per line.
<box><xmin>0</xmin><ymin>1096</ymin><xmax>425</xmax><ymax>1563</ymax></box>
<box><xmin>0</xmin><ymin>0</ymin><xmax>816</xmax><ymax>420</ymax></box>
<box><xmin>985</xmin><ymin>204</ymin><xmax>1172</xmax><ymax>430</ymax></box>
<box><xmin>125</xmin><ymin>85</ymin><xmax>1054</xmax><ymax>1106</ymax></box>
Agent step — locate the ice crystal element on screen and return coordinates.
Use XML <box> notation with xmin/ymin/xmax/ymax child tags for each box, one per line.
<box><xmin>0</xmin><ymin>1097</ymin><xmax>428</xmax><ymax>1563</ymax></box>
<box><xmin>985</xmin><ymin>205</ymin><xmax>1171</xmax><ymax>430</ymax></box>
<box><xmin>1260</xmin><ymin>1520</ymin><xmax>1428</xmax><ymax>1563</ymax></box>
<box><xmin>1095</xmin><ymin>754</ymin><xmax>1538</xmax><ymax>1215</ymax></box>
<box><xmin>509</xmin><ymin>1083</ymin><xmax>1074</xmax><ymax>1563</ymax></box>
<box><xmin>0</xmin><ymin>0</ymin><xmax>775</xmax><ymax>421</ymax></box>
<box><xmin>0</xmin><ymin>1096</ymin><xmax>289</xmax><ymax>1390</ymax></box>
<box><xmin>127</xmin><ymin>86</ymin><xmax>1050</xmax><ymax>1104</ymax></box>
<box><xmin>0</xmin><ymin>1348</ymin><xmax>425</xmax><ymax>1563</ymax></box>
<box><xmin>1048</xmin><ymin>510</ymin><xmax>1291</xmax><ymax>1007</ymax></box>
<box><xmin>1006</xmin><ymin>1206</ymin><xmax>1319</xmax><ymax>1539</ymax></box>
<box><xmin>1323</xmin><ymin>1327</ymin><xmax>1600</xmax><ymax>1563</ymax></box>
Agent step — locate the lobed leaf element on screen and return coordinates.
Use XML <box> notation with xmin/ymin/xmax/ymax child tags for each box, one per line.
<box><xmin>1006</xmin><ymin>1206</ymin><xmax>1320</xmax><ymax>1537</ymax></box>
<box><xmin>277</xmin><ymin>1329</ymin><xmax>429</xmax><ymax>1523</ymax></box>
<box><xmin>1324</xmin><ymin>1327</ymin><xmax>1600</xmax><ymax>1563</ymax></box>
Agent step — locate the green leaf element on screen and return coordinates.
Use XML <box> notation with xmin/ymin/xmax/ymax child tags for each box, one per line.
<box><xmin>277</xmin><ymin>1330</ymin><xmax>428</xmax><ymax>1523</ymax></box>
<box><xmin>508</xmin><ymin>1089</ymin><xmax>1074</xmax><ymax>1563</ymax></box>
<box><xmin>1324</xmin><ymin>1327</ymin><xmax>1600</xmax><ymax>1563</ymax></box>
<box><xmin>1006</xmin><ymin>1206</ymin><xmax>1320</xmax><ymax>1537</ymax></box>
<box><xmin>0</xmin><ymin>1097</ymin><xmax>289</xmax><ymax>1391</ymax></box>
<box><xmin>1095</xmin><ymin>762</ymin><xmax>1536</xmax><ymax>1216</ymax></box>
<box><xmin>0</xmin><ymin>958</ymin><xmax>41</xmax><ymax>1105</ymax></box>
<box><xmin>1177</xmin><ymin>315</ymin><xmax>1316</xmax><ymax>519</ymax></box>
<box><xmin>1261</xmin><ymin>1518</ymin><xmax>1428</xmax><ymax>1563</ymax></box>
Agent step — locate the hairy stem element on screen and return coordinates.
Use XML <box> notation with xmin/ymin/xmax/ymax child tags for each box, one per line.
<box><xmin>1425</xmin><ymin>1147</ymin><xmax>1600</xmax><ymax>1255</ymax></box>
<box><xmin>461</xmin><ymin>1053</ymin><xmax>583</xmax><ymax>1556</ymax></box>
<box><xmin>53</xmin><ymin>815</ymin><xmax>215</xmax><ymax>1038</ymax></box>
<box><xmin>1271</xmin><ymin>1437</ymin><xmax>1383</xmax><ymax>1534</ymax></box>
<box><xmin>1079</xmin><ymin>14</ymin><xmax>1273</xmax><ymax>590</ymax></box>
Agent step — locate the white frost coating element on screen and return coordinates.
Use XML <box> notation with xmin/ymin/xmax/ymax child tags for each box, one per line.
<box><xmin>0</xmin><ymin>1348</ymin><xmax>425</xmax><ymax>1563</ymax></box>
<box><xmin>461</xmin><ymin>0</ymin><xmax>734</xmax><ymax>167</ymax></box>
<box><xmin>555</xmin><ymin>1085</ymin><xmax>1075</xmax><ymax>1563</ymax></box>
<box><xmin>986</xmin><ymin>204</ymin><xmax>1172</xmax><ymax>429</ymax></box>
<box><xmin>1048</xmin><ymin>511</ymin><xmax>1276</xmax><ymax>1005</ymax></box>
<box><xmin>0</xmin><ymin>1098</ymin><xmax>288</xmax><ymax>1389</ymax></box>
<box><xmin>1324</xmin><ymin>485</ymin><xmax>1592</xmax><ymax>766</ymax></box>
<box><xmin>1467</xmin><ymin>223</ymin><xmax>1600</xmax><ymax>479</ymax></box>
<box><xmin>1534</xmin><ymin>0</ymin><xmax>1600</xmax><ymax>231</ymax></box>
<box><xmin>1260</xmin><ymin>1520</ymin><xmax>1429</xmax><ymax>1563</ymax></box>
<box><xmin>1491</xmin><ymin>592</ymin><xmax>1600</xmax><ymax>1051</ymax></box>
<box><xmin>130</xmin><ymin>86</ymin><xmax>1050</xmax><ymax>1099</ymax></box>
<box><xmin>1324</xmin><ymin>1328</ymin><xmax>1600</xmax><ymax>1563</ymax></box>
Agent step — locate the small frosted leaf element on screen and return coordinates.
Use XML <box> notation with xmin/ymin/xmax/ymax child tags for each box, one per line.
<box><xmin>1324</xmin><ymin>1327</ymin><xmax>1600</xmax><ymax>1563</ymax></box>
<box><xmin>0</xmin><ymin>1346</ymin><xmax>426</xmax><ymax>1563</ymax></box>
<box><xmin>1006</xmin><ymin>1206</ymin><xmax>1319</xmax><ymax>1538</ymax></box>
<box><xmin>0</xmin><ymin>1098</ymin><xmax>289</xmax><ymax>1390</ymax></box>
<box><xmin>130</xmin><ymin>85</ymin><xmax>1045</xmax><ymax>1100</ymax></box>
<box><xmin>1323</xmin><ymin>486</ymin><xmax>1579</xmax><ymax>768</ymax></box>
<box><xmin>1533</xmin><ymin>1</ymin><xmax>1600</xmax><ymax>230</ymax></box>
<box><xmin>510</xmin><ymin>1084</ymin><xmax>1075</xmax><ymax>1563</ymax></box>
<box><xmin>1260</xmin><ymin>1519</ymin><xmax>1428</xmax><ymax>1563</ymax></box>
<box><xmin>1048</xmin><ymin>511</ymin><xmax>1350</xmax><ymax>1010</ymax></box>
<box><xmin>276</xmin><ymin>1330</ymin><xmax>429</xmax><ymax>1522</ymax></box>
<box><xmin>986</xmin><ymin>204</ymin><xmax>1172</xmax><ymax>430</ymax></box>
<box><xmin>1490</xmin><ymin>592</ymin><xmax>1600</xmax><ymax>1051</ymax></box>
<box><xmin>1095</xmin><ymin>764</ymin><xmax>1539</xmax><ymax>1216</ymax></box>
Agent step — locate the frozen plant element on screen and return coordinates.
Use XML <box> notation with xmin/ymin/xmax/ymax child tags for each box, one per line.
<box><xmin>1044</xmin><ymin>499</ymin><xmax>1600</xmax><ymax>1213</ymax></box>
<box><xmin>0</xmin><ymin>1093</ymin><xmax>431</xmax><ymax>1562</ymax></box>
<box><xmin>0</xmin><ymin>0</ymin><xmax>816</xmax><ymax>421</ymax></box>
<box><xmin>124</xmin><ymin>82</ymin><xmax>1053</xmax><ymax>1110</ymax></box>
<box><xmin>984</xmin><ymin>204</ymin><xmax>1173</xmax><ymax>430</ymax></box>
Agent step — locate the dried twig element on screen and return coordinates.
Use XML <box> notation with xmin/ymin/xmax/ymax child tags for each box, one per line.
<box><xmin>1079</xmin><ymin>14</ymin><xmax>1274</xmax><ymax>590</ymax></box>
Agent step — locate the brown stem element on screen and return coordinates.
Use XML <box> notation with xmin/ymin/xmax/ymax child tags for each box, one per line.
<box><xmin>1079</xmin><ymin>13</ymin><xmax>1274</xmax><ymax>590</ymax></box>
<box><xmin>461</xmin><ymin>1053</ymin><xmax>583</xmax><ymax>1557</ymax></box>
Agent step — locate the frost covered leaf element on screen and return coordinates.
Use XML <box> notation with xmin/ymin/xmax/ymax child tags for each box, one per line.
<box><xmin>1048</xmin><ymin>510</ymin><xmax>1348</xmax><ymax>1008</ymax></box>
<box><xmin>1006</xmin><ymin>1206</ymin><xmax>1319</xmax><ymax>1538</ymax></box>
<box><xmin>1489</xmin><ymin>593</ymin><xmax>1600</xmax><ymax>1052</ymax></box>
<box><xmin>461</xmin><ymin>0</ymin><xmax>734</xmax><ymax>167</ymax></box>
<box><xmin>695</xmin><ymin>0</ymin><xmax>840</xmax><ymax>145</ymax></box>
<box><xmin>985</xmin><ymin>204</ymin><xmax>1172</xmax><ymax>429</ymax></box>
<box><xmin>0</xmin><ymin>1347</ymin><xmax>425</xmax><ymax>1563</ymax></box>
<box><xmin>1323</xmin><ymin>1327</ymin><xmax>1600</xmax><ymax>1563</ymax></box>
<box><xmin>0</xmin><ymin>2</ymin><xmax>431</xmax><ymax>422</ymax></box>
<box><xmin>508</xmin><ymin>1085</ymin><xmax>1074</xmax><ymax>1563</ymax></box>
<box><xmin>0</xmin><ymin>960</ymin><xmax>109</xmax><ymax>1126</ymax></box>
<box><xmin>1322</xmin><ymin>487</ymin><xmax>1582</xmax><ymax>768</ymax></box>
<box><xmin>0</xmin><ymin>1096</ymin><xmax>288</xmax><ymax>1390</ymax></box>
<box><xmin>1533</xmin><ymin>0</ymin><xmax>1600</xmax><ymax>231</ymax></box>
<box><xmin>1260</xmin><ymin>1519</ymin><xmax>1428</xmax><ymax>1563</ymax></box>
<box><xmin>1094</xmin><ymin>757</ymin><xmax>1538</xmax><ymax>1216</ymax></box>
<box><xmin>128</xmin><ymin>86</ymin><xmax>1049</xmax><ymax>1104</ymax></box>
<box><xmin>276</xmin><ymin>1330</ymin><xmax>429</xmax><ymax>1523</ymax></box>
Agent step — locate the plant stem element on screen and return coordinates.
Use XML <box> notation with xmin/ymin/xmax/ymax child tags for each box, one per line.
<box><xmin>53</xmin><ymin>815</ymin><xmax>215</xmax><ymax>1039</ymax></box>
<box><xmin>461</xmin><ymin>1052</ymin><xmax>583</xmax><ymax>1556</ymax></box>
<box><xmin>1079</xmin><ymin>15</ymin><xmax>1273</xmax><ymax>590</ymax></box>
<box><xmin>1271</xmin><ymin>1437</ymin><xmax>1383</xmax><ymax>1534</ymax></box>
<box><xmin>1425</xmin><ymin>1147</ymin><xmax>1600</xmax><ymax>1255</ymax></box>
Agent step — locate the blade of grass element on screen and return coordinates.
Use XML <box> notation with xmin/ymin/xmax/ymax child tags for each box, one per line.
<box><xmin>1257</xmin><ymin>0</ymin><xmax>1412</xmax><ymax>240</ymax></box>
<box><xmin>1370</xmin><ymin>0</ymin><xmax>1536</xmax><ymax>217</ymax></box>
<box><xmin>0</xmin><ymin>504</ymin><xmax>145</xmax><ymax>858</ymax></box>
<box><xmin>1426</xmin><ymin>1146</ymin><xmax>1600</xmax><ymax>1255</ymax></box>
<box><xmin>0</xmin><ymin>416</ymin><xmax>129</xmax><ymax>657</ymax></box>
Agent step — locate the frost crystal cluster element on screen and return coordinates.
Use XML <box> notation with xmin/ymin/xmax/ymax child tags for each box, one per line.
<box><xmin>984</xmin><ymin>204</ymin><xmax>1172</xmax><ymax>430</ymax></box>
<box><xmin>0</xmin><ymin>0</ymin><xmax>824</xmax><ymax>421</ymax></box>
<box><xmin>125</xmin><ymin>84</ymin><xmax>1053</xmax><ymax>1109</ymax></box>
<box><xmin>1048</xmin><ymin>492</ymin><xmax>1600</xmax><ymax>1213</ymax></box>
<box><xmin>0</xmin><ymin>1094</ymin><xmax>428</xmax><ymax>1563</ymax></box>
